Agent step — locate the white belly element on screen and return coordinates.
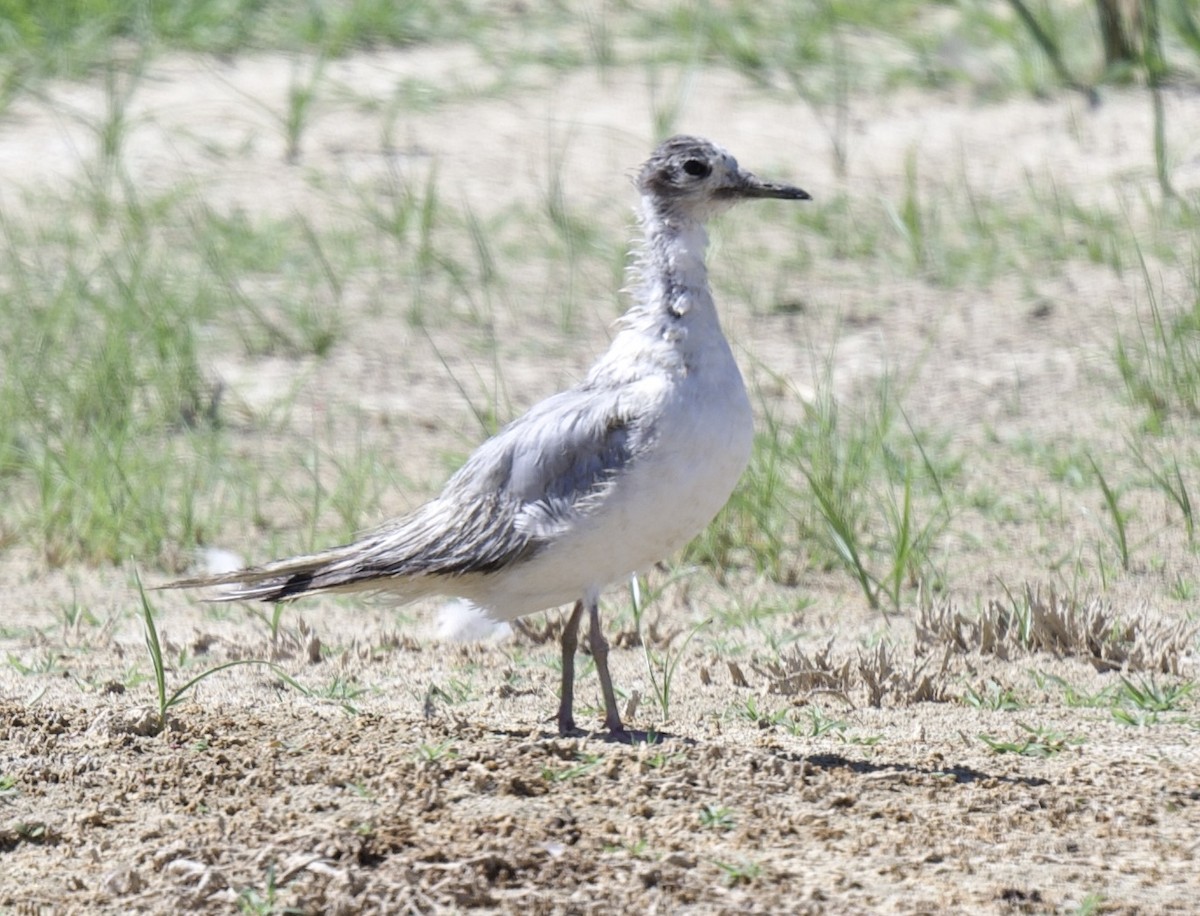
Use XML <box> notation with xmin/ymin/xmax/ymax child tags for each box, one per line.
<box><xmin>465</xmin><ymin>361</ymin><xmax>754</xmax><ymax>619</ymax></box>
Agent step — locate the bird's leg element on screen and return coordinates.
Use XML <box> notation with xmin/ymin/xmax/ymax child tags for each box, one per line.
<box><xmin>557</xmin><ymin>600</ymin><xmax>585</xmax><ymax>735</ymax></box>
<box><xmin>587</xmin><ymin>598</ymin><xmax>625</xmax><ymax>734</ymax></box>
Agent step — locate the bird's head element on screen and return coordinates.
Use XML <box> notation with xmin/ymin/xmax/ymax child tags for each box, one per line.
<box><xmin>636</xmin><ymin>135</ymin><xmax>810</xmax><ymax>222</ymax></box>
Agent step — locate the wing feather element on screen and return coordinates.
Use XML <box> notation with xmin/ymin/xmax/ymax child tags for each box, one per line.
<box><xmin>164</xmin><ymin>383</ymin><xmax>651</xmax><ymax>602</ymax></box>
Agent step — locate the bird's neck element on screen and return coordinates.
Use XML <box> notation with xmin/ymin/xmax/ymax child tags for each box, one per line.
<box><xmin>588</xmin><ymin>200</ymin><xmax>729</xmax><ymax>384</ymax></box>
<box><xmin>633</xmin><ymin>204</ymin><xmax>713</xmax><ymax>313</ymax></box>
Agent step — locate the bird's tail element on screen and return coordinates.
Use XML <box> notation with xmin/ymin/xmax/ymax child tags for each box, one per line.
<box><xmin>160</xmin><ymin>541</ymin><xmax>422</xmax><ymax>604</ymax></box>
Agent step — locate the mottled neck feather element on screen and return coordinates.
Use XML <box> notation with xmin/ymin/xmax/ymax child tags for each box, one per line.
<box><xmin>586</xmin><ymin>194</ymin><xmax>724</xmax><ymax>385</ymax></box>
<box><xmin>623</xmin><ymin>195</ymin><xmax>715</xmax><ymax>329</ymax></box>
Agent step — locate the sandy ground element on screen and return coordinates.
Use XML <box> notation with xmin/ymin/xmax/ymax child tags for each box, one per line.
<box><xmin>3</xmin><ymin>43</ymin><xmax>1200</xmax><ymax>914</ymax></box>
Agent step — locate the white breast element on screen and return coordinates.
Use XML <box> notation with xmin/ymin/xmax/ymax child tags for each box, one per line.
<box><xmin>468</xmin><ymin>333</ymin><xmax>753</xmax><ymax>620</ymax></box>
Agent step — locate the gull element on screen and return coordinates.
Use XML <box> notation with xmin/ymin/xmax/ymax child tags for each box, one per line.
<box><xmin>167</xmin><ymin>135</ymin><xmax>809</xmax><ymax>736</ymax></box>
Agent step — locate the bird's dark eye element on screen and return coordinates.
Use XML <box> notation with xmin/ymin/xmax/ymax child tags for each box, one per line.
<box><xmin>682</xmin><ymin>158</ymin><xmax>711</xmax><ymax>178</ymax></box>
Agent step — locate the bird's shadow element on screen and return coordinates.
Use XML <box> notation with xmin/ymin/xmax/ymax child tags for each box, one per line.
<box><xmin>779</xmin><ymin>750</ymin><xmax>1050</xmax><ymax>788</ymax></box>
<box><xmin>487</xmin><ymin>724</ymin><xmax>695</xmax><ymax>746</ymax></box>
<box><xmin>582</xmin><ymin>727</ymin><xmax>694</xmax><ymax>746</ymax></box>
<box><xmin>482</xmin><ymin>726</ymin><xmax>1047</xmax><ymax>786</ymax></box>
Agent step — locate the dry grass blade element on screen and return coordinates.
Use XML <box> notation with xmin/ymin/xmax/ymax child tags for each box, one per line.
<box><xmin>857</xmin><ymin>642</ymin><xmax>952</xmax><ymax>707</ymax></box>
<box><xmin>916</xmin><ymin>585</ymin><xmax>1198</xmax><ymax>674</ymax></box>
<box><xmin>914</xmin><ymin>593</ymin><xmax>1027</xmax><ymax>659</ymax></box>
<box><xmin>756</xmin><ymin>640</ymin><xmax>952</xmax><ymax>707</ymax></box>
<box><xmin>755</xmin><ymin>640</ymin><xmax>854</xmax><ymax>696</ymax></box>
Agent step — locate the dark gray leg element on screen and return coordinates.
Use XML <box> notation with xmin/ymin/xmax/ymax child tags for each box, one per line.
<box><xmin>557</xmin><ymin>600</ymin><xmax>585</xmax><ymax>735</ymax></box>
<box><xmin>587</xmin><ymin>598</ymin><xmax>625</xmax><ymax>734</ymax></box>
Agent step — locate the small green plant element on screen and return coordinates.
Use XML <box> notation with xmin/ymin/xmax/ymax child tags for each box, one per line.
<box><xmin>1168</xmin><ymin>574</ymin><xmax>1196</xmax><ymax>600</ymax></box>
<box><xmin>979</xmin><ymin>722</ymin><xmax>1082</xmax><ymax>758</ymax></box>
<box><xmin>415</xmin><ymin>741</ymin><xmax>458</xmax><ymax>763</ymax></box>
<box><xmin>794</xmin><ymin>374</ymin><xmax>952</xmax><ymax>612</ymax></box>
<box><xmin>1116</xmin><ymin>256</ymin><xmax>1200</xmax><ymax>427</ymax></box>
<box><xmin>629</xmin><ymin>576</ymin><xmax>708</xmax><ymax>722</ymax></box>
<box><xmin>1112</xmin><ymin>706</ymin><xmax>1161</xmax><ymax>727</ymax></box>
<box><xmin>1088</xmin><ymin>454</ymin><xmax>1131</xmax><ymax>572</ymax></box>
<box><xmin>607</xmin><ymin>837</ymin><xmax>651</xmax><ymax>859</ymax></box>
<box><xmin>282</xmin><ymin>55</ymin><xmax>325</xmax><ymax>164</ymax></box>
<box><xmin>1117</xmin><ymin>676</ymin><xmax>1193</xmax><ymax>713</ymax></box>
<box><xmin>641</xmin><ymin>745</ymin><xmax>683</xmax><ymax>770</ymax></box>
<box><xmin>60</xmin><ymin>55</ymin><xmax>148</xmax><ymax>182</ymax></box>
<box><xmin>435</xmin><ymin>678</ymin><xmax>474</xmax><ymax>705</ymax></box>
<box><xmin>1035</xmin><ymin>672</ymin><xmax>1120</xmax><ymax>709</ymax></box>
<box><xmin>846</xmin><ymin>732</ymin><xmax>883</xmax><ymax>747</ymax></box>
<box><xmin>887</xmin><ymin>148</ymin><xmax>930</xmax><ymax>273</ymax></box>
<box><xmin>6</xmin><ymin>651</ymin><xmax>63</xmax><ymax>677</ymax></box>
<box><xmin>542</xmin><ymin>751</ymin><xmax>603</xmax><ymax>783</ymax></box>
<box><xmin>715</xmin><ymin>858</ymin><xmax>761</xmax><ymax>887</ymax></box>
<box><xmin>311</xmin><ymin>676</ymin><xmax>369</xmax><ymax>714</ymax></box>
<box><xmin>730</xmin><ymin>695</ymin><xmax>788</xmax><ymax>729</ymax></box>
<box><xmin>56</xmin><ymin>592</ymin><xmax>98</xmax><ymax>632</ymax></box>
<box><xmin>138</xmin><ymin>571</ymin><xmax>303</xmax><ymax>732</ymax></box>
<box><xmin>962</xmin><ymin>680</ymin><xmax>1024</xmax><ymax>711</ymax></box>
<box><xmin>1129</xmin><ymin>439</ymin><xmax>1194</xmax><ymax>545</ymax></box>
<box><xmin>237</xmin><ymin>863</ymin><xmax>303</xmax><ymax>916</ymax></box>
<box><xmin>787</xmin><ymin>705</ymin><xmax>848</xmax><ymax>738</ymax></box>
<box><xmin>699</xmin><ymin>804</ymin><xmax>735</xmax><ymax>831</ymax></box>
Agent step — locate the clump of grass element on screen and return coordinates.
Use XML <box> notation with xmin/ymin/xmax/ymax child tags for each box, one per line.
<box><xmin>714</xmin><ymin>859</ymin><xmax>761</xmax><ymax>888</ymax></box>
<box><xmin>728</xmin><ymin>694</ymin><xmax>788</xmax><ymax>729</ymax></box>
<box><xmin>629</xmin><ymin>576</ymin><xmax>708</xmax><ymax>723</ymax></box>
<box><xmin>916</xmin><ymin>585</ymin><xmax>1198</xmax><ymax>674</ymax></box>
<box><xmin>789</xmin><ymin>705</ymin><xmax>848</xmax><ymax>738</ymax></box>
<box><xmin>0</xmin><ymin>185</ymin><xmax>228</xmax><ymax>565</ymax></box>
<box><xmin>1087</xmin><ymin>454</ymin><xmax>1131</xmax><ymax>572</ymax></box>
<box><xmin>792</xmin><ymin>375</ymin><xmax>954</xmax><ymax>612</ymax></box>
<box><xmin>190</xmin><ymin>206</ymin><xmax>350</xmax><ymax>359</ymax></box>
<box><xmin>1116</xmin><ymin>256</ymin><xmax>1200</xmax><ymax>429</ymax></box>
<box><xmin>979</xmin><ymin>722</ymin><xmax>1082</xmax><ymax>758</ymax></box>
<box><xmin>962</xmin><ymin>680</ymin><xmax>1024</xmax><ymax>711</ymax></box>
<box><xmin>755</xmin><ymin>638</ymin><xmax>949</xmax><ymax>708</ymax></box>
<box><xmin>541</xmin><ymin>751</ymin><xmax>604</xmax><ymax>784</ymax></box>
<box><xmin>414</xmin><ymin>740</ymin><xmax>457</xmax><ymax>764</ymax></box>
<box><xmin>886</xmin><ymin>149</ymin><xmax>931</xmax><ymax>274</ymax></box>
<box><xmin>1033</xmin><ymin>671</ymin><xmax>1119</xmax><ymax>709</ymax></box>
<box><xmin>236</xmin><ymin>863</ymin><xmax>291</xmax><ymax>916</ymax></box>
<box><xmin>1033</xmin><ymin>670</ymin><xmax>1195</xmax><ymax>727</ymax></box>
<box><xmin>235</xmin><ymin>53</ymin><xmax>325</xmax><ymax>164</ymax></box>
<box><xmin>693</xmin><ymin>370</ymin><xmax>954</xmax><ymax>611</ymax></box>
<box><xmin>1128</xmin><ymin>437</ymin><xmax>1194</xmax><ymax>545</ymax></box>
<box><xmin>699</xmin><ymin>804</ymin><xmax>735</xmax><ymax>831</ymax></box>
<box><xmin>1111</xmin><ymin>675</ymin><xmax>1195</xmax><ymax>726</ymax></box>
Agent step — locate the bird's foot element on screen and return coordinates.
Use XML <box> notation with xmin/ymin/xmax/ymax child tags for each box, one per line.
<box><xmin>557</xmin><ymin>716</ymin><xmax>581</xmax><ymax>737</ymax></box>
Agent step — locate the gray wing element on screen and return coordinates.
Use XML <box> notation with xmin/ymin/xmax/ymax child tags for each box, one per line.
<box><xmin>422</xmin><ymin>382</ymin><xmax>649</xmax><ymax>568</ymax></box>
<box><xmin>165</xmin><ymin>383</ymin><xmax>649</xmax><ymax>600</ymax></box>
<box><xmin>326</xmin><ymin>383</ymin><xmax>650</xmax><ymax>579</ymax></box>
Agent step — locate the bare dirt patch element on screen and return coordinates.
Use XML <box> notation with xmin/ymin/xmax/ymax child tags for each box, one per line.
<box><xmin>4</xmin><ymin>639</ymin><xmax>1200</xmax><ymax>915</ymax></box>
